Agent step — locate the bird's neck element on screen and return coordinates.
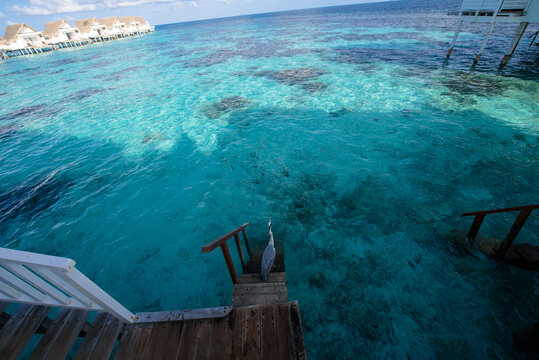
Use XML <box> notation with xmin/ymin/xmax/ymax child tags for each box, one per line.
<box><xmin>269</xmin><ymin>230</ymin><xmax>274</xmax><ymax>246</ymax></box>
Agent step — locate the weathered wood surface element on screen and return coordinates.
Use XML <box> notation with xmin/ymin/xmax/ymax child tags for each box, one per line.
<box><xmin>0</xmin><ymin>301</ymin><xmax>305</xmax><ymax>359</ymax></box>
<box><xmin>0</xmin><ymin>249</ymin><xmax>305</xmax><ymax>359</ymax></box>
<box><xmin>238</xmin><ymin>272</ymin><xmax>286</xmax><ymax>284</ymax></box>
<box><xmin>134</xmin><ymin>306</ymin><xmax>231</xmax><ymax>323</ymax></box>
<box><xmin>245</xmin><ymin>257</ymin><xmax>285</xmax><ymax>274</ymax></box>
<box><xmin>480</xmin><ymin>241</ymin><xmax>539</xmax><ymax>271</ymax></box>
<box><xmin>30</xmin><ymin>308</ymin><xmax>89</xmax><ymax>360</ymax></box>
<box><xmin>201</xmin><ymin>223</ymin><xmax>250</xmax><ymax>253</ymax></box>
<box><xmin>0</xmin><ymin>304</ymin><xmax>50</xmax><ymax>360</ymax></box>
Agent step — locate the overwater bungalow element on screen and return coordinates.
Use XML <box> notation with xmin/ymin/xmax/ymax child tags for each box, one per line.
<box><xmin>448</xmin><ymin>0</ymin><xmax>539</xmax><ymax>67</ymax></box>
<box><xmin>119</xmin><ymin>16</ymin><xmax>139</xmax><ymax>36</ymax></box>
<box><xmin>0</xmin><ymin>39</ymin><xmax>8</xmax><ymax>59</ymax></box>
<box><xmin>76</xmin><ymin>18</ymin><xmax>106</xmax><ymax>42</ymax></box>
<box><xmin>98</xmin><ymin>16</ymin><xmax>126</xmax><ymax>39</ymax></box>
<box><xmin>43</xmin><ymin>20</ymin><xmax>82</xmax><ymax>48</ymax></box>
<box><xmin>1</xmin><ymin>23</ymin><xmax>46</xmax><ymax>55</ymax></box>
<box><xmin>135</xmin><ymin>16</ymin><xmax>155</xmax><ymax>33</ymax></box>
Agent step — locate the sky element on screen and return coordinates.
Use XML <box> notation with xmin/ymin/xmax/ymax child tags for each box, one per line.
<box><xmin>0</xmin><ymin>0</ymin><xmax>387</xmax><ymax>32</ymax></box>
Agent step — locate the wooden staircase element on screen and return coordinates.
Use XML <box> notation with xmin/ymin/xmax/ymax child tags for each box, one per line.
<box><xmin>463</xmin><ymin>204</ymin><xmax>539</xmax><ymax>270</ymax></box>
<box><xmin>233</xmin><ymin>254</ymin><xmax>287</xmax><ymax>307</ymax></box>
<box><xmin>0</xmin><ymin>223</ymin><xmax>306</xmax><ymax>359</ymax></box>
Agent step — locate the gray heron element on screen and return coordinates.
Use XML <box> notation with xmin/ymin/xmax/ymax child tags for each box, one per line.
<box><xmin>261</xmin><ymin>217</ymin><xmax>276</xmax><ymax>281</ymax></box>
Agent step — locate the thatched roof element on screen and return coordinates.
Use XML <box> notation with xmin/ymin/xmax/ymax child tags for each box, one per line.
<box><xmin>98</xmin><ymin>17</ymin><xmax>119</xmax><ymax>30</ymax></box>
<box><xmin>43</xmin><ymin>20</ymin><xmax>74</xmax><ymax>39</ymax></box>
<box><xmin>2</xmin><ymin>23</ymin><xmax>38</xmax><ymax>43</ymax></box>
<box><xmin>119</xmin><ymin>16</ymin><xmax>135</xmax><ymax>26</ymax></box>
<box><xmin>76</xmin><ymin>18</ymin><xmax>96</xmax><ymax>34</ymax></box>
<box><xmin>135</xmin><ymin>16</ymin><xmax>148</xmax><ymax>25</ymax></box>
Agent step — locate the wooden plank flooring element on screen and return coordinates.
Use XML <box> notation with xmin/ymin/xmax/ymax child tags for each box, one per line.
<box><xmin>0</xmin><ymin>253</ymin><xmax>306</xmax><ymax>359</ymax></box>
<box><xmin>0</xmin><ymin>302</ymin><xmax>304</xmax><ymax>360</ymax></box>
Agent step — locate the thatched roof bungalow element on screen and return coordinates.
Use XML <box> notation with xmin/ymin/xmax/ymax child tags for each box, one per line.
<box><xmin>98</xmin><ymin>16</ymin><xmax>125</xmax><ymax>37</ymax></box>
<box><xmin>1</xmin><ymin>23</ymin><xmax>45</xmax><ymax>50</ymax></box>
<box><xmin>76</xmin><ymin>18</ymin><xmax>106</xmax><ymax>40</ymax></box>
<box><xmin>43</xmin><ymin>20</ymin><xmax>80</xmax><ymax>44</ymax></box>
<box><xmin>119</xmin><ymin>16</ymin><xmax>139</xmax><ymax>34</ymax></box>
<box><xmin>135</xmin><ymin>16</ymin><xmax>153</xmax><ymax>32</ymax></box>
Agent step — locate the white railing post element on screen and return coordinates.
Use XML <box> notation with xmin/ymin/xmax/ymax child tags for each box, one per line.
<box><xmin>0</xmin><ymin>248</ymin><xmax>135</xmax><ymax>323</ymax></box>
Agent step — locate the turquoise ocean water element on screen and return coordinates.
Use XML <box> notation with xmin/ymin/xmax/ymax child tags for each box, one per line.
<box><xmin>1</xmin><ymin>0</ymin><xmax>538</xmax><ymax>358</ymax></box>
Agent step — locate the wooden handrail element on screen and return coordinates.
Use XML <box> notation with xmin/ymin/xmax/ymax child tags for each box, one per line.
<box><xmin>462</xmin><ymin>204</ymin><xmax>537</xmax><ymax>260</ymax></box>
<box><xmin>462</xmin><ymin>204</ymin><xmax>539</xmax><ymax>217</ymax></box>
<box><xmin>201</xmin><ymin>223</ymin><xmax>250</xmax><ymax>253</ymax></box>
<box><xmin>201</xmin><ymin>223</ymin><xmax>251</xmax><ymax>284</ymax></box>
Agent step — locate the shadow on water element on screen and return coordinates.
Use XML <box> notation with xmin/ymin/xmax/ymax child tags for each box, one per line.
<box><xmin>198</xmin><ymin>104</ymin><xmax>538</xmax><ymax>358</ymax></box>
<box><xmin>0</xmin><ymin>171</ymin><xmax>74</xmax><ymax>223</ymax></box>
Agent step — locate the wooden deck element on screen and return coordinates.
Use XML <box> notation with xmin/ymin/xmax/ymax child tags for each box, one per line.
<box><xmin>0</xmin><ymin>253</ymin><xmax>306</xmax><ymax>359</ymax></box>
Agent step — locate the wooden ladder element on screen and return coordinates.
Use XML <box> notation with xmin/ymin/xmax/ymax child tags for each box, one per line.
<box><xmin>463</xmin><ymin>204</ymin><xmax>538</xmax><ymax>269</ymax></box>
<box><xmin>201</xmin><ymin>224</ymin><xmax>290</xmax><ymax>307</ymax></box>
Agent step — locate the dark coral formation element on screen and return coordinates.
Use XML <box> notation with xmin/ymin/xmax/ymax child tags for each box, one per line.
<box><xmin>0</xmin><ymin>124</ymin><xmax>21</xmax><ymax>140</ymax></box>
<box><xmin>267</xmin><ymin>68</ymin><xmax>326</xmax><ymax>85</ymax></box>
<box><xmin>64</xmin><ymin>88</ymin><xmax>108</xmax><ymax>102</ymax></box>
<box><xmin>94</xmin><ymin>66</ymin><xmax>144</xmax><ymax>81</ymax></box>
<box><xmin>0</xmin><ymin>67</ymin><xmax>40</xmax><ymax>78</ymax></box>
<box><xmin>252</xmin><ymin>68</ymin><xmax>328</xmax><ymax>93</ymax></box>
<box><xmin>440</xmin><ymin>72</ymin><xmax>505</xmax><ymax>97</ymax></box>
<box><xmin>201</xmin><ymin>96</ymin><xmax>251</xmax><ymax>119</ymax></box>
<box><xmin>0</xmin><ymin>104</ymin><xmax>61</xmax><ymax>121</ymax></box>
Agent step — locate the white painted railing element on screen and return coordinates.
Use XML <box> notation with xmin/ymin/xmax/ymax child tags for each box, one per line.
<box><xmin>0</xmin><ymin>248</ymin><xmax>135</xmax><ymax>323</ymax></box>
<box><xmin>460</xmin><ymin>0</ymin><xmax>530</xmax><ymax>11</ymax></box>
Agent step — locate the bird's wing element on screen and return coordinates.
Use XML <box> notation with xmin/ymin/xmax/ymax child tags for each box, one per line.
<box><xmin>261</xmin><ymin>244</ymin><xmax>276</xmax><ymax>276</ymax></box>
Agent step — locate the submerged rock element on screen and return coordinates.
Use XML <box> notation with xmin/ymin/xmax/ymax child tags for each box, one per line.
<box><xmin>308</xmin><ymin>270</ymin><xmax>326</xmax><ymax>288</ymax></box>
<box><xmin>142</xmin><ymin>133</ymin><xmax>165</xmax><ymax>143</ymax></box>
<box><xmin>0</xmin><ymin>173</ymin><xmax>73</xmax><ymax>222</ymax></box>
<box><xmin>202</xmin><ymin>96</ymin><xmax>251</xmax><ymax>119</ymax></box>
<box><xmin>329</xmin><ymin>108</ymin><xmax>352</xmax><ymax>117</ymax></box>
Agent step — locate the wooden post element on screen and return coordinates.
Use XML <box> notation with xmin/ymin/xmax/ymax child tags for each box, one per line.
<box><xmin>242</xmin><ymin>229</ymin><xmax>252</xmax><ymax>255</ymax></box>
<box><xmin>499</xmin><ymin>22</ymin><xmax>528</xmax><ymax>68</ymax></box>
<box><xmin>473</xmin><ymin>21</ymin><xmax>496</xmax><ymax>65</ymax></box>
<box><xmin>496</xmin><ymin>209</ymin><xmax>532</xmax><ymax>260</ymax></box>
<box><xmin>220</xmin><ymin>243</ymin><xmax>238</xmax><ymax>284</ymax></box>
<box><xmin>234</xmin><ymin>234</ymin><xmax>246</xmax><ymax>271</ymax></box>
<box><xmin>468</xmin><ymin>214</ymin><xmax>485</xmax><ymax>239</ymax></box>
<box><xmin>447</xmin><ymin>20</ymin><xmax>463</xmax><ymax>58</ymax></box>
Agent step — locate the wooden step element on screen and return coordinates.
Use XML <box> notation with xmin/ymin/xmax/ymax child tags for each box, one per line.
<box><xmin>244</xmin><ymin>258</ymin><xmax>285</xmax><ymax>274</ymax></box>
<box><xmin>238</xmin><ymin>272</ymin><xmax>286</xmax><ymax>284</ymax></box>
<box><xmin>232</xmin><ymin>282</ymin><xmax>288</xmax><ymax>307</ymax></box>
<box><xmin>249</xmin><ymin>253</ymin><xmax>284</xmax><ymax>261</ymax></box>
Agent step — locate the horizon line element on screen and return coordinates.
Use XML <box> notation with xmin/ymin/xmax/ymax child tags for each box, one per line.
<box><xmin>154</xmin><ymin>0</ymin><xmax>395</xmax><ymax>27</ymax></box>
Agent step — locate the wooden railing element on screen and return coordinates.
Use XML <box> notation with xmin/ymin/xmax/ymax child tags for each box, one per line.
<box><xmin>201</xmin><ymin>223</ymin><xmax>251</xmax><ymax>284</ymax></box>
<box><xmin>0</xmin><ymin>248</ymin><xmax>136</xmax><ymax>323</ymax></box>
<box><xmin>462</xmin><ymin>204</ymin><xmax>538</xmax><ymax>259</ymax></box>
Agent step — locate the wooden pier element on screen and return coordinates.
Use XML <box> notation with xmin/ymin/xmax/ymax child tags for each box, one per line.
<box><xmin>0</xmin><ymin>224</ymin><xmax>306</xmax><ymax>359</ymax></box>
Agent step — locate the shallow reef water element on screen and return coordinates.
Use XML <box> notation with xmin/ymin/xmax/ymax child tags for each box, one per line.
<box><xmin>0</xmin><ymin>0</ymin><xmax>538</xmax><ymax>358</ymax></box>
